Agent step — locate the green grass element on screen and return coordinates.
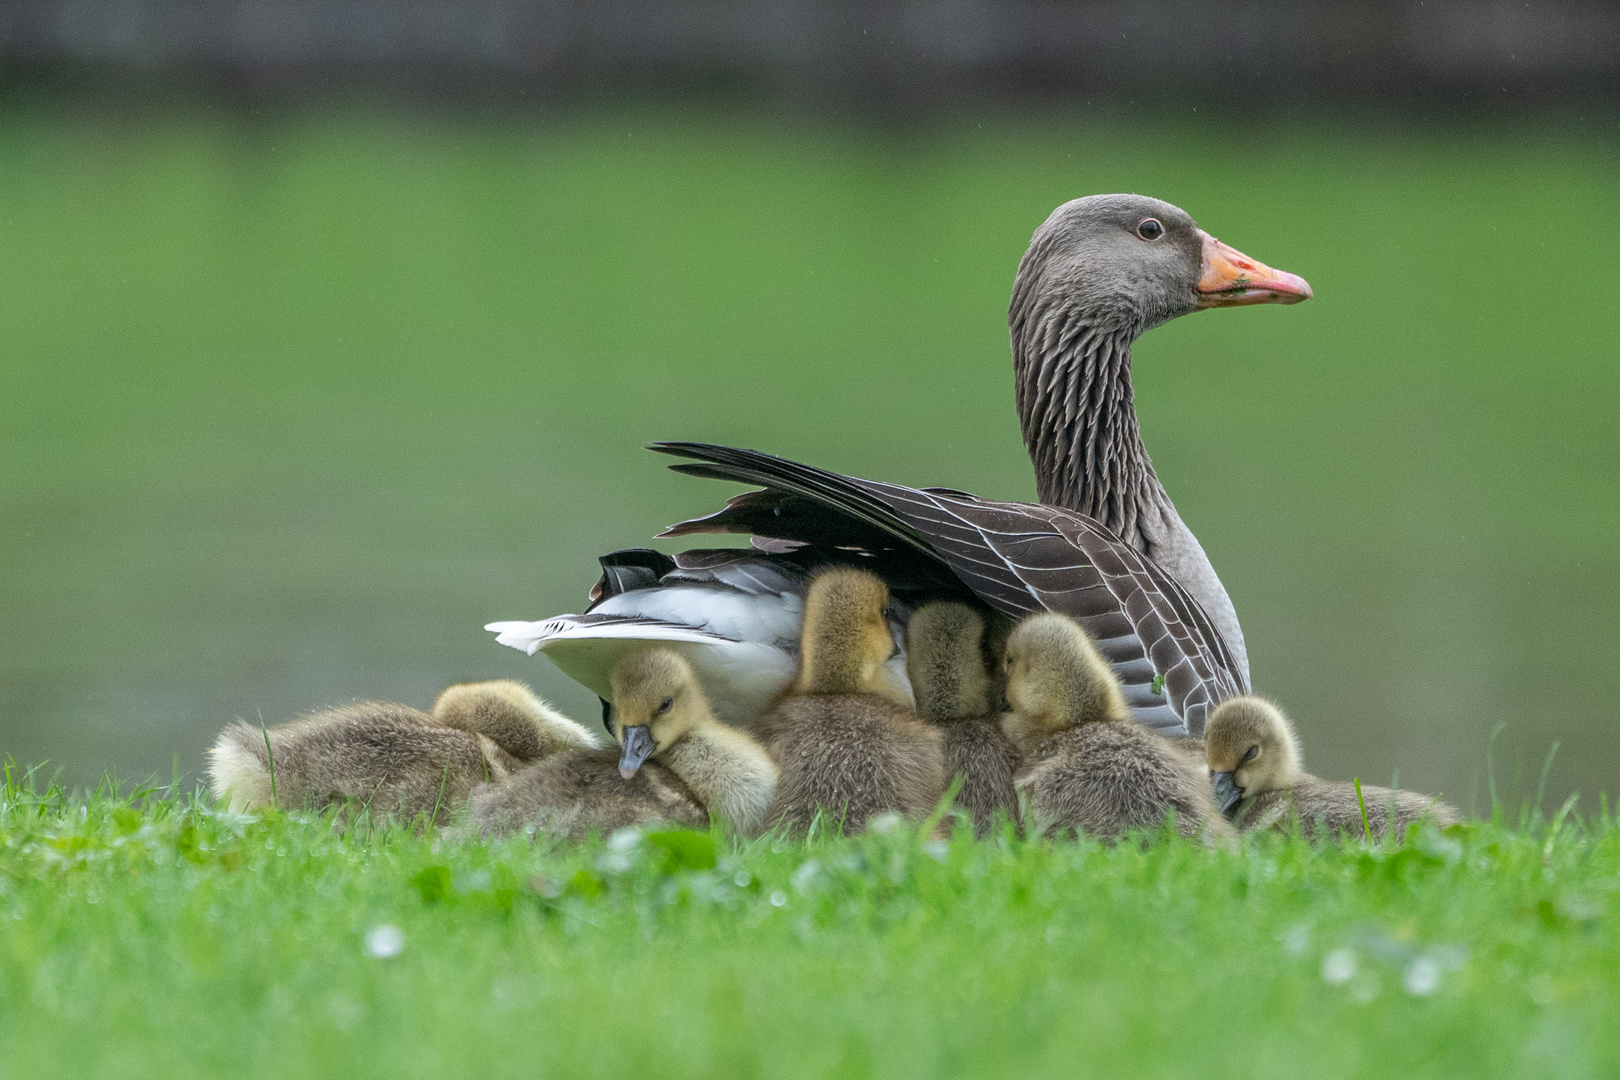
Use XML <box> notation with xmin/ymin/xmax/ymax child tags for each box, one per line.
<box><xmin>3</xmin><ymin>775</ymin><xmax>1616</xmax><ymax>1078</ymax></box>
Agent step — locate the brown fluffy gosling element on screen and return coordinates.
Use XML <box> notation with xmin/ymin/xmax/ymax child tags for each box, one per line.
<box><xmin>468</xmin><ymin>649</ymin><xmax>778</xmax><ymax>839</ymax></box>
<box><xmin>1002</xmin><ymin>613</ymin><xmax>1229</xmax><ymax>843</ymax></box>
<box><xmin>207</xmin><ymin>679</ymin><xmax>589</xmax><ymax>827</ymax></box>
<box><xmin>906</xmin><ymin>601</ymin><xmax>1020</xmax><ymax>836</ymax></box>
<box><xmin>754</xmin><ymin>567</ymin><xmax>946</xmax><ymax>836</ymax></box>
<box><xmin>1205</xmin><ymin>696</ymin><xmax>1460</xmax><ymax>840</ymax></box>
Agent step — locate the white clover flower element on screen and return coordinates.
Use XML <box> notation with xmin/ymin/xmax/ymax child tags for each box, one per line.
<box><xmin>1321</xmin><ymin>948</ymin><xmax>1356</xmax><ymax>985</ymax></box>
<box><xmin>1403</xmin><ymin>956</ymin><xmax>1441</xmax><ymax>996</ymax></box>
<box><xmin>364</xmin><ymin>924</ymin><xmax>405</xmax><ymax>959</ymax></box>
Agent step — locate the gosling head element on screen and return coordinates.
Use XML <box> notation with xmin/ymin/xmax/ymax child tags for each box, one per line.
<box><xmin>1003</xmin><ymin>613</ymin><xmax>1127</xmax><ymax>735</ymax></box>
<box><xmin>906</xmin><ymin>602</ymin><xmax>995</xmax><ymax>722</ymax></box>
<box><xmin>609</xmin><ymin>649</ymin><xmax>715</xmax><ymax>779</ymax></box>
<box><xmin>795</xmin><ymin>567</ymin><xmax>905</xmax><ymax>700</ymax></box>
<box><xmin>1204</xmin><ymin>696</ymin><xmax>1302</xmax><ymax>813</ymax></box>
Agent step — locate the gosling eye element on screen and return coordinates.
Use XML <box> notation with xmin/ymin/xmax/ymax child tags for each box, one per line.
<box><xmin>657</xmin><ymin>697</ymin><xmax>674</xmax><ymax>714</ymax></box>
<box><xmin>1241</xmin><ymin>744</ymin><xmax>1259</xmax><ymax>763</ymax></box>
<box><xmin>1136</xmin><ymin>218</ymin><xmax>1164</xmax><ymax>241</ymax></box>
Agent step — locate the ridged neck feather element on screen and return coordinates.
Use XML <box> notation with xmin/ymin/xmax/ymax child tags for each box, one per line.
<box><xmin>1010</xmin><ymin>299</ymin><xmax>1169</xmax><ymax>548</ymax></box>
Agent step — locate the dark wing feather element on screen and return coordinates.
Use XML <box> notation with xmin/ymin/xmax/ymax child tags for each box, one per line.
<box><xmin>651</xmin><ymin>441</ymin><xmax>1247</xmax><ymax>734</ymax></box>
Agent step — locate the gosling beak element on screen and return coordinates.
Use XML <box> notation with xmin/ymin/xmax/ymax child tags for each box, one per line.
<box><xmin>1211</xmin><ymin>771</ymin><xmax>1243</xmax><ymax>814</ymax></box>
<box><xmin>1195</xmin><ymin>230</ymin><xmax>1312</xmax><ymax>307</ymax></box>
<box><xmin>618</xmin><ymin>725</ymin><xmax>656</xmax><ymax>779</ymax></box>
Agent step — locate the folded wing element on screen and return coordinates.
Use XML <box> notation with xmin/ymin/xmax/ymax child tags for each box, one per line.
<box><xmin>652</xmin><ymin>441</ymin><xmax>1247</xmax><ymax>735</ymax></box>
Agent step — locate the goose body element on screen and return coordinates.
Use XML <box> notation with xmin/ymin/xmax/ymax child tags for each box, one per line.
<box><xmin>487</xmin><ymin>551</ymin><xmax>913</xmax><ymax>728</ymax></box>
<box><xmin>489</xmin><ymin>195</ymin><xmax>1310</xmax><ymax>737</ymax></box>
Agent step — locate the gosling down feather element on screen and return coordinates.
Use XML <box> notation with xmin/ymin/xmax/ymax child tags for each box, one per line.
<box><xmin>753</xmin><ymin>568</ymin><xmax>947</xmax><ymax>836</ymax></box>
<box><xmin>468</xmin><ymin>649</ymin><xmax>778</xmax><ymax>839</ymax></box>
<box><xmin>207</xmin><ymin>680</ymin><xmax>590</xmax><ymax>827</ymax></box>
<box><xmin>906</xmin><ymin>601</ymin><xmax>1021</xmax><ymax>835</ymax></box>
<box><xmin>1003</xmin><ymin>613</ymin><xmax>1229</xmax><ymax>843</ymax></box>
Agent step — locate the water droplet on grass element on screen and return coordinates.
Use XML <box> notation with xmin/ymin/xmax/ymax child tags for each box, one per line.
<box><xmin>769</xmin><ymin>890</ymin><xmax>788</xmax><ymax>907</ymax></box>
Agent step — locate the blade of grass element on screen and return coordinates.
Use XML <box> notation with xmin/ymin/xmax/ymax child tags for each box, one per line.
<box><xmin>430</xmin><ymin>764</ymin><xmax>451</xmax><ymax>830</ymax></box>
<box><xmin>257</xmin><ymin>706</ymin><xmax>278</xmax><ymax>811</ymax></box>
<box><xmin>1485</xmin><ymin>722</ymin><xmax>1506</xmax><ymax>825</ymax></box>
<box><xmin>1354</xmin><ymin>778</ymin><xmax>1372</xmax><ymax>844</ymax></box>
<box><xmin>1542</xmin><ymin>792</ymin><xmax>1580</xmax><ymax>863</ymax></box>
<box><xmin>1531</xmin><ymin>740</ymin><xmax>1561</xmax><ymax>832</ymax></box>
<box><xmin>918</xmin><ymin>774</ymin><xmax>966</xmax><ymax>843</ymax></box>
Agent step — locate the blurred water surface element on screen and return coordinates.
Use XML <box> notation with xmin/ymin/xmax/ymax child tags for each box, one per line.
<box><xmin>1</xmin><ymin>109</ymin><xmax>1615</xmax><ymax>811</ymax></box>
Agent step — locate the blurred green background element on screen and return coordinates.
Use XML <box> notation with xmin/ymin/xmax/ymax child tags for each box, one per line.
<box><xmin>0</xmin><ymin>108</ymin><xmax>1615</xmax><ymax>812</ymax></box>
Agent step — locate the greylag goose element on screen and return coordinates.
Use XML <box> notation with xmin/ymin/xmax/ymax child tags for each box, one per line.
<box><xmin>752</xmin><ymin>568</ymin><xmax>946</xmax><ymax>836</ymax></box>
<box><xmin>489</xmin><ymin>194</ymin><xmax>1309</xmax><ymax>736</ymax></box>
<box><xmin>1001</xmin><ymin>613</ymin><xmax>1230</xmax><ymax>843</ymax></box>
<box><xmin>468</xmin><ymin>648</ymin><xmax>778</xmax><ymax>838</ymax></box>
<box><xmin>1204</xmin><ymin>697</ymin><xmax>1460</xmax><ymax>839</ymax></box>
<box><xmin>208</xmin><ymin>680</ymin><xmax>593</xmax><ymax>825</ymax></box>
<box><xmin>905</xmin><ymin>601</ymin><xmax>1021</xmax><ymax>835</ymax></box>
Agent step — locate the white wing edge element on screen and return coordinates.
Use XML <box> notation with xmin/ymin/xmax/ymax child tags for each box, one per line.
<box><xmin>484</xmin><ymin>617</ymin><xmax>730</xmax><ymax>656</ymax></box>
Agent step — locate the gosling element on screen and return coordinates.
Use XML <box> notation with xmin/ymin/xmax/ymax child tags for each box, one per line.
<box><xmin>906</xmin><ymin>601</ymin><xmax>1020</xmax><ymax>835</ymax></box>
<box><xmin>432</xmin><ymin>678</ymin><xmax>597</xmax><ymax>763</ymax></box>
<box><xmin>1205</xmin><ymin>696</ymin><xmax>1460</xmax><ymax>840</ymax></box>
<box><xmin>1002</xmin><ymin>613</ymin><xmax>1228</xmax><ymax>843</ymax></box>
<box><xmin>208</xmin><ymin>679</ymin><xmax>592</xmax><ymax>827</ymax></box>
<box><xmin>754</xmin><ymin>567</ymin><xmax>946</xmax><ymax>836</ymax></box>
<box><xmin>468</xmin><ymin>649</ymin><xmax>778</xmax><ymax>839</ymax></box>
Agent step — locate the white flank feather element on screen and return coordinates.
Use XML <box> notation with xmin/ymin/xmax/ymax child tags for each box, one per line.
<box><xmin>485</xmin><ymin>586</ymin><xmax>912</xmax><ymax>727</ymax></box>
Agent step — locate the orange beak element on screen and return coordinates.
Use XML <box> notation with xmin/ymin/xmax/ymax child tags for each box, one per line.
<box><xmin>1195</xmin><ymin>230</ymin><xmax>1312</xmax><ymax>308</ymax></box>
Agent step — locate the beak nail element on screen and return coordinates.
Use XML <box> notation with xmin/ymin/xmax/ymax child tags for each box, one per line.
<box><xmin>618</xmin><ymin>725</ymin><xmax>656</xmax><ymax>779</ymax></box>
<box><xmin>1212</xmin><ymin>771</ymin><xmax>1243</xmax><ymax>815</ymax></box>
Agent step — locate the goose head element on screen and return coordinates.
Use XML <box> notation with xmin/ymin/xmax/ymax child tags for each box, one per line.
<box><xmin>609</xmin><ymin>649</ymin><xmax>717</xmax><ymax>778</ymax></box>
<box><xmin>794</xmin><ymin>567</ymin><xmax>910</xmax><ymax>703</ymax></box>
<box><xmin>1003</xmin><ymin>612</ymin><xmax>1128</xmax><ymax>736</ymax></box>
<box><xmin>1204</xmin><ymin>695</ymin><xmax>1303</xmax><ymax>813</ymax></box>
<box><xmin>1013</xmin><ymin>194</ymin><xmax>1311</xmax><ymax>336</ymax></box>
<box><xmin>906</xmin><ymin>601</ymin><xmax>997</xmax><ymax>722</ymax></box>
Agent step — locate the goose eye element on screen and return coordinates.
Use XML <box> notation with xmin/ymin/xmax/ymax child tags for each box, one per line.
<box><xmin>657</xmin><ymin>697</ymin><xmax>674</xmax><ymax>714</ymax></box>
<box><xmin>1136</xmin><ymin>218</ymin><xmax>1164</xmax><ymax>241</ymax></box>
<box><xmin>1241</xmin><ymin>744</ymin><xmax>1259</xmax><ymax>763</ymax></box>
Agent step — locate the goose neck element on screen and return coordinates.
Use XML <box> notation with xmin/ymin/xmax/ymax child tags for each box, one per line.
<box><xmin>1011</xmin><ymin>308</ymin><xmax>1170</xmax><ymax>547</ymax></box>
